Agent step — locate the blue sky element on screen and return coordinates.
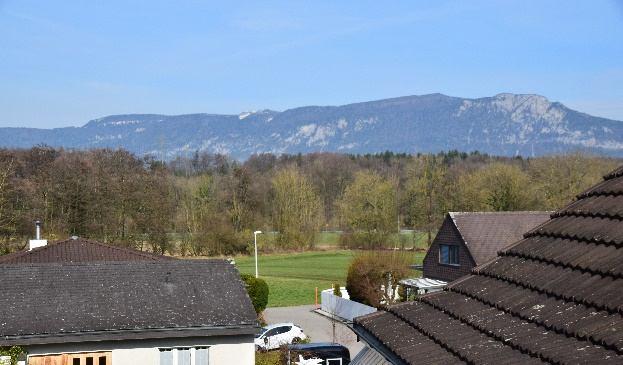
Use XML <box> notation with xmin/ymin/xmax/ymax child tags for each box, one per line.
<box><xmin>1</xmin><ymin>0</ymin><xmax>622</xmax><ymax>128</ymax></box>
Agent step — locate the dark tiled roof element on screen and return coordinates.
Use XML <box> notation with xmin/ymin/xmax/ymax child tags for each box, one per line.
<box><xmin>0</xmin><ymin>237</ymin><xmax>172</xmax><ymax>264</ymax></box>
<box><xmin>449</xmin><ymin>211</ymin><xmax>551</xmax><ymax>264</ymax></box>
<box><xmin>0</xmin><ymin>260</ymin><xmax>257</xmax><ymax>345</ymax></box>
<box><xmin>354</xmin><ymin>165</ymin><xmax>623</xmax><ymax>364</ymax></box>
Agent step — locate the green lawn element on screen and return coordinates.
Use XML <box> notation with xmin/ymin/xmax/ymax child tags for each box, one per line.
<box><xmin>255</xmin><ymin>230</ymin><xmax>431</xmax><ymax>250</ymax></box>
<box><xmin>235</xmin><ymin>250</ymin><xmax>425</xmax><ymax>307</ymax></box>
<box><xmin>314</xmin><ymin>230</ymin><xmax>430</xmax><ymax>249</ymax></box>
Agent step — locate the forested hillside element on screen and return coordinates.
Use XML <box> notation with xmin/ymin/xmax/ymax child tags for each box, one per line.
<box><xmin>0</xmin><ymin>147</ymin><xmax>618</xmax><ymax>255</ymax></box>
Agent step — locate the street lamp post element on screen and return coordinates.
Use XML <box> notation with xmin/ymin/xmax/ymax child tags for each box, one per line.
<box><xmin>254</xmin><ymin>230</ymin><xmax>262</xmax><ymax>278</ymax></box>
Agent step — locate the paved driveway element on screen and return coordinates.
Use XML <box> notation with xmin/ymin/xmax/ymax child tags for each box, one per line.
<box><xmin>264</xmin><ymin>304</ymin><xmax>364</xmax><ymax>356</ymax></box>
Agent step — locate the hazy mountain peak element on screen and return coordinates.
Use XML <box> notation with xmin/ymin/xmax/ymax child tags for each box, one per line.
<box><xmin>0</xmin><ymin>93</ymin><xmax>621</xmax><ymax>159</ymax></box>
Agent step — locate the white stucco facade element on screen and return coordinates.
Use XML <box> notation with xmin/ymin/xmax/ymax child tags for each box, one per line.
<box><xmin>26</xmin><ymin>335</ymin><xmax>255</xmax><ymax>365</ymax></box>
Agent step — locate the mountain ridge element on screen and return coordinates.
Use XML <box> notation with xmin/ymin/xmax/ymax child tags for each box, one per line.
<box><xmin>1</xmin><ymin>93</ymin><xmax>622</xmax><ymax>159</ymax></box>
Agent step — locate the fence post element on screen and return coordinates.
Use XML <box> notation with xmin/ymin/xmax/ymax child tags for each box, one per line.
<box><xmin>315</xmin><ymin>287</ymin><xmax>318</xmax><ymax>308</ymax></box>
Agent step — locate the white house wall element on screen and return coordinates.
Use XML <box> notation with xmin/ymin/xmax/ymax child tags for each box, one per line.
<box><xmin>206</xmin><ymin>342</ymin><xmax>254</xmax><ymax>365</ymax></box>
<box><xmin>26</xmin><ymin>335</ymin><xmax>255</xmax><ymax>365</ymax></box>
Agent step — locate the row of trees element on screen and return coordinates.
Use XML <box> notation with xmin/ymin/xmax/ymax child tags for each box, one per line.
<box><xmin>0</xmin><ymin>146</ymin><xmax>618</xmax><ymax>255</ymax></box>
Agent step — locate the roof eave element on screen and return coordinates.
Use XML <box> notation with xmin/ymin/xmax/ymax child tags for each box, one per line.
<box><xmin>446</xmin><ymin>214</ymin><xmax>479</xmax><ymax>266</ymax></box>
<box><xmin>1</xmin><ymin>324</ymin><xmax>259</xmax><ymax>346</ymax></box>
<box><xmin>351</xmin><ymin>321</ymin><xmax>408</xmax><ymax>365</ymax></box>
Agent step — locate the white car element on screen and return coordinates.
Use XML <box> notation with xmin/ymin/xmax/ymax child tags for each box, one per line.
<box><xmin>255</xmin><ymin>323</ymin><xmax>307</xmax><ymax>351</ymax></box>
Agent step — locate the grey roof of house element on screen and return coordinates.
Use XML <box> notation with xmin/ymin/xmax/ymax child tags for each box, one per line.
<box><xmin>448</xmin><ymin>211</ymin><xmax>551</xmax><ymax>264</ymax></box>
<box><xmin>350</xmin><ymin>346</ymin><xmax>392</xmax><ymax>365</ymax></box>
<box><xmin>0</xmin><ymin>260</ymin><xmax>258</xmax><ymax>345</ymax></box>
<box><xmin>353</xmin><ymin>165</ymin><xmax>623</xmax><ymax>364</ymax></box>
<box><xmin>0</xmin><ymin>237</ymin><xmax>173</xmax><ymax>264</ymax></box>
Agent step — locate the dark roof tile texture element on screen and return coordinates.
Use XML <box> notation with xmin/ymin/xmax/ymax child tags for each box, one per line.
<box><xmin>0</xmin><ymin>237</ymin><xmax>172</xmax><ymax>264</ymax></box>
<box><xmin>504</xmin><ymin>236</ymin><xmax>623</xmax><ymax>276</ymax></box>
<box><xmin>579</xmin><ymin>176</ymin><xmax>623</xmax><ymax>197</ymax></box>
<box><xmin>559</xmin><ymin>195</ymin><xmax>623</xmax><ymax>219</ymax></box>
<box><xmin>355</xmin><ymin>312</ymin><xmax>464</xmax><ymax>365</ymax></box>
<box><xmin>529</xmin><ymin>216</ymin><xmax>623</xmax><ymax>246</ymax></box>
<box><xmin>0</xmin><ymin>260</ymin><xmax>257</xmax><ymax>345</ymax></box>
<box><xmin>604</xmin><ymin>166</ymin><xmax>623</xmax><ymax>180</ymax></box>
<box><xmin>355</xmin><ymin>165</ymin><xmax>623</xmax><ymax>364</ymax></box>
<box><xmin>449</xmin><ymin>211</ymin><xmax>551</xmax><ymax>264</ymax></box>
<box><xmin>390</xmin><ymin>302</ymin><xmax>543</xmax><ymax>365</ymax></box>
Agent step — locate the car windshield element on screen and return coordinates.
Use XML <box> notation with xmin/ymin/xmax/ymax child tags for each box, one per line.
<box><xmin>255</xmin><ymin>327</ymin><xmax>268</xmax><ymax>338</ymax></box>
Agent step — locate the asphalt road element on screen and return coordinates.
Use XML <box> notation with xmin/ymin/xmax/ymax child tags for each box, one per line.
<box><xmin>264</xmin><ymin>304</ymin><xmax>364</xmax><ymax>357</ymax></box>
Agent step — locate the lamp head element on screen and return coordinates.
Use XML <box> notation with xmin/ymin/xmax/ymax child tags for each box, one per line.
<box><xmin>254</xmin><ymin>231</ymin><xmax>262</xmax><ymax>235</ymax></box>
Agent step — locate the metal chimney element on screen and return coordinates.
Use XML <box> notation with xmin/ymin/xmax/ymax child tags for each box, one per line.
<box><xmin>28</xmin><ymin>220</ymin><xmax>47</xmax><ymax>251</ymax></box>
<box><xmin>35</xmin><ymin>220</ymin><xmax>41</xmax><ymax>240</ymax></box>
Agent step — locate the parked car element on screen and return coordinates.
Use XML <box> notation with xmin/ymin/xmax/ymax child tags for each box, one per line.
<box><xmin>286</xmin><ymin>343</ymin><xmax>351</xmax><ymax>365</ymax></box>
<box><xmin>255</xmin><ymin>323</ymin><xmax>307</xmax><ymax>351</ymax></box>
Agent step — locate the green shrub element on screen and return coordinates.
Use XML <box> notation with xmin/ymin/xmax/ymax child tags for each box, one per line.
<box><xmin>241</xmin><ymin>274</ymin><xmax>269</xmax><ymax>314</ymax></box>
<box><xmin>0</xmin><ymin>346</ymin><xmax>25</xmax><ymax>365</ymax></box>
<box><xmin>255</xmin><ymin>351</ymin><xmax>282</xmax><ymax>365</ymax></box>
<box><xmin>332</xmin><ymin>283</ymin><xmax>342</xmax><ymax>297</ymax></box>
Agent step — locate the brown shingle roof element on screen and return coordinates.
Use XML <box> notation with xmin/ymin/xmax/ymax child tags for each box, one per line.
<box><xmin>0</xmin><ymin>260</ymin><xmax>257</xmax><ymax>345</ymax></box>
<box><xmin>449</xmin><ymin>211</ymin><xmax>551</xmax><ymax>264</ymax></box>
<box><xmin>0</xmin><ymin>237</ymin><xmax>171</xmax><ymax>264</ymax></box>
<box><xmin>353</xmin><ymin>165</ymin><xmax>623</xmax><ymax>364</ymax></box>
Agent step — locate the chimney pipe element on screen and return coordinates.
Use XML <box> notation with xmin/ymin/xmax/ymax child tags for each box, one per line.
<box><xmin>35</xmin><ymin>220</ymin><xmax>41</xmax><ymax>240</ymax></box>
<box><xmin>29</xmin><ymin>220</ymin><xmax>47</xmax><ymax>251</ymax></box>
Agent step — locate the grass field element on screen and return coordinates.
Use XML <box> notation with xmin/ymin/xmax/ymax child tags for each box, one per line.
<box><xmin>256</xmin><ymin>230</ymin><xmax>430</xmax><ymax>250</ymax></box>
<box><xmin>236</xmin><ymin>250</ymin><xmax>425</xmax><ymax>307</ymax></box>
<box><xmin>313</xmin><ymin>230</ymin><xmax>430</xmax><ymax>249</ymax></box>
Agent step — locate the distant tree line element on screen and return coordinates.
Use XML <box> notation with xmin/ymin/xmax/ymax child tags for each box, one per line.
<box><xmin>0</xmin><ymin>146</ymin><xmax>618</xmax><ymax>255</ymax></box>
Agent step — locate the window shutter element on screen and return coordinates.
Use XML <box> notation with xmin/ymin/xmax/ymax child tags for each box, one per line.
<box><xmin>159</xmin><ymin>350</ymin><xmax>173</xmax><ymax>365</ymax></box>
<box><xmin>177</xmin><ymin>349</ymin><xmax>191</xmax><ymax>365</ymax></box>
<box><xmin>195</xmin><ymin>348</ymin><xmax>209</xmax><ymax>365</ymax></box>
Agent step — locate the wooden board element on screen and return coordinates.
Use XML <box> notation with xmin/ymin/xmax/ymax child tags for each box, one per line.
<box><xmin>29</xmin><ymin>352</ymin><xmax>111</xmax><ymax>365</ymax></box>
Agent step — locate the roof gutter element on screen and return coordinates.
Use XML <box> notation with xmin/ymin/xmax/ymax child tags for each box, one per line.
<box><xmin>1</xmin><ymin>324</ymin><xmax>259</xmax><ymax>346</ymax></box>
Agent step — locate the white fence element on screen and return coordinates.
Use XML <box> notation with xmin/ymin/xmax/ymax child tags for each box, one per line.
<box><xmin>320</xmin><ymin>288</ymin><xmax>377</xmax><ymax>322</ymax></box>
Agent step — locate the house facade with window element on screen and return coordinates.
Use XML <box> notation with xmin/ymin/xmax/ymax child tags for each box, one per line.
<box><xmin>0</xmin><ymin>243</ymin><xmax>258</xmax><ymax>365</ymax></box>
<box><xmin>422</xmin><ymin>211</ymin><xmax>550</xmax><ymax>282</ymax></box>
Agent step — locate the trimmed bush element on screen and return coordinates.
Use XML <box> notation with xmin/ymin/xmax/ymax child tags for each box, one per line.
<box><xmin>346</xmin><ymin>251</ymin><xmax>411</xmax><ymax>308</ymax></box>
<box><xmin>241</xmin><ymin>274</ymin><xmax>269</xmax><ymax>314</ymax></box>
<box><xmin>332</xmin><ymin>283</ymin><xmax>342</xmax><ymax>297</ymax></box>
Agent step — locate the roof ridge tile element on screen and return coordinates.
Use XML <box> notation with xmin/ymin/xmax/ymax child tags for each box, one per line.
<box><xmin>0</xmin><ymin>237</ymin><xmax>172</xmax><ymax>264</ymax></box>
